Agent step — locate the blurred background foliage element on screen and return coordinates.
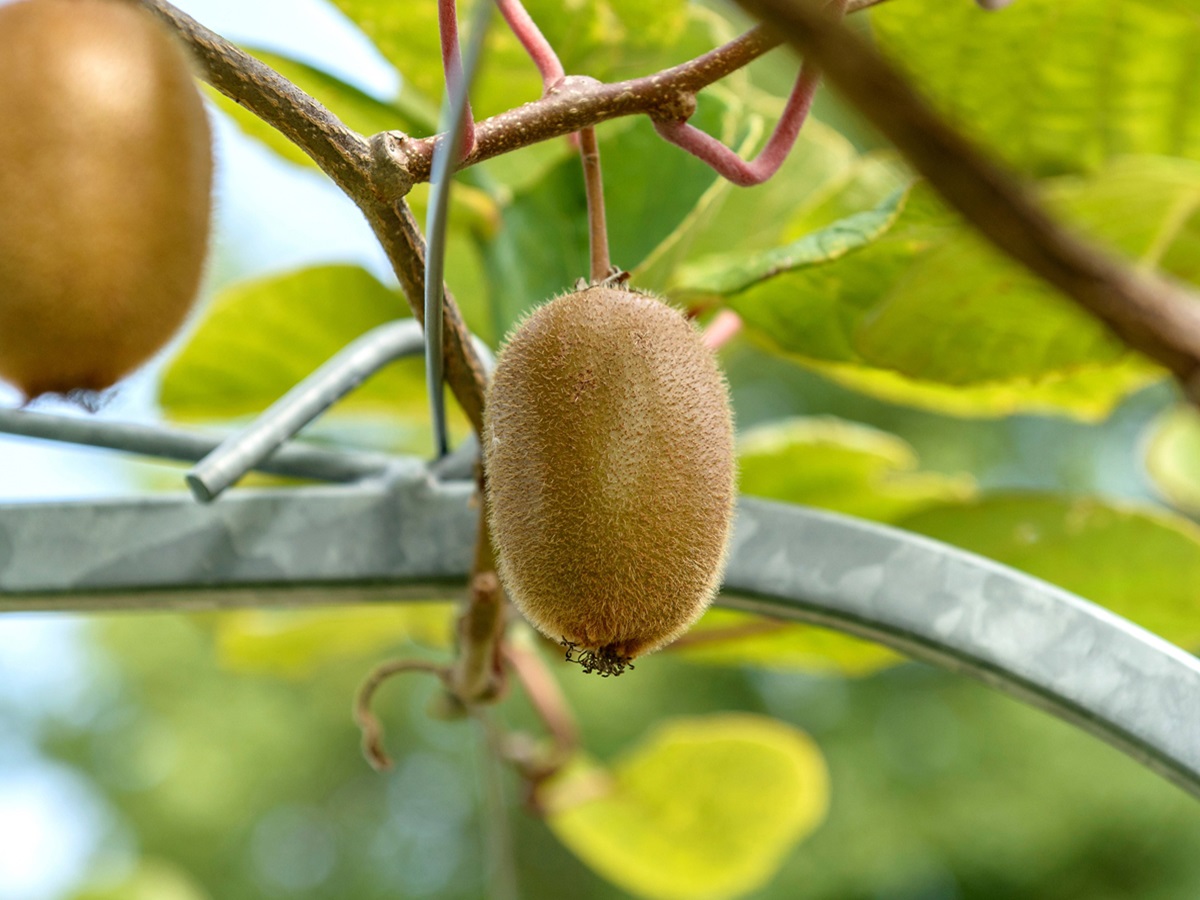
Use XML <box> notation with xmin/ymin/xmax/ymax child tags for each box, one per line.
<box><xmin>5</xmin><ymin>0</ymin><xmax>1200</xmax><ymax>897</ymax></box>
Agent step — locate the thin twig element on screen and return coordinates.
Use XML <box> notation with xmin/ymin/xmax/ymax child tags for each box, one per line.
<box><xmin>449</xmin><ymin>513</ymin><xmax>509</xmax><ymax>702</ymax></box>
<box><xmin>437</xmin><ymin>0</ymin><xmax>476</xmax><ymax>157</ymax></box>
<box><xmin>394</xmin><ymin>28</ymin><xmax>780</xmax><ymax>181</ymax></box>
<box><xmin>495</xmin><ymin>0</ymin><xmax>564</xmax><ymax>91</ymax></box>
<box><xmin>653</xmin><ymin>0</ymin><xmax>847</xmax><ymax>187</ymax></box>
<box><xmin>503</xmin><ymin>637</ymin><xmax>580</xmax><ymax>764</ymax></box>
<box><xmin>394</xmin><ymin>0</ymin><xmax>883</xmax><ymax>181</ymax></box>
<box><xmin>701</xmin><ymin>310</ymin><xmax>744</xmax><ymax>351</ymax></box>
<box><xmin>494</xmin><ymin>0</ymin><xmax>606</xmax><ymax>274</ymax></box>
<box><xmin>354</xmin><ymin>659</ymin><xmax>449</xmax><ymax>770</ymax></box>
<box><xmin>737</xmin><ymin>0</ymin><xmax>1200</xmax><ymax>405</ymax></box>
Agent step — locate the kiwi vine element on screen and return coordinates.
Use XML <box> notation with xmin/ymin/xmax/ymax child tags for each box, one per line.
<box><xmin>9</xmin><ymin>2</ymin><xmax>1200</xmax><ymax>881</ymax></box>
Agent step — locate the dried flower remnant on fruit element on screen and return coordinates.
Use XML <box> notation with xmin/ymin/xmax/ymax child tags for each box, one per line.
<box><xmin>0</xmin><ymin>0</ymin><xmax>212</xmax><ymax>400</ymax></box>
<box><xmin>484</xmin><ymin>286</ymin><xmax>736</xmax><ymax>672</ymax></box>
<box><xmin>562</xmin><ymin>640</ymin><xmax>635</xmax><ymax>677</ymax></box>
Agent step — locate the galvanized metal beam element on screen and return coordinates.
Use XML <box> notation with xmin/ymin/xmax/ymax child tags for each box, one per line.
<box><xmin>2</xmin><ymin>471</ymin><xmax>1199</xmax><ymax>799</ymax></box>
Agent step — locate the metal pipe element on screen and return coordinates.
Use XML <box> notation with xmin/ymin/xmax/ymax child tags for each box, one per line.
<box><xmin>186</xmin><ymin>320</ymin><xmax>427</xmax><ymax>502</ymax></box>
<box><xmin>425</xmin><ymin>0</ymin><xmax>495</xmax><ymax>459</ymax></box>
<box><xmin>3</xmin><ymin>485</ymin><xmax>1199</xmax><ymax>801</ymax></box>
<box><xmin>0</xmin><ymin>407</ymin><xmax>392</xmax><ymax>483</ymax></box>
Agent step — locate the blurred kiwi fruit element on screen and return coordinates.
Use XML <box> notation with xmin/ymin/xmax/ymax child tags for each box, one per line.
<box><xmin>484</xmin><ymin>284</ymin><xmax>736</xmax><ymax>675</ymax></box>
<box><xmin>0</xmin><ymin>0</ymin><xmax>212</xmax><ymax>400</ymax></box>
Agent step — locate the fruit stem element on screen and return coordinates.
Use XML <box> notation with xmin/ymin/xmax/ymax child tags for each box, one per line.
<box><xmin>579</xmin><ymin>127</ymin><xmax>611</xmax><ymax>281</ymax></box>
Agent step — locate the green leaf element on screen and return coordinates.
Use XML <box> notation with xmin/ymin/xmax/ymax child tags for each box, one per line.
<box><xmin>899</xmin><ymin>494</ymin><xmax>1200</xmax><ymax>647</ymax></box>
<box><xmin>636</xmin><ymin>125</ymin><xmax>898</xmax><ymax>293</ymax></box>
<box><xmin>855</xmin><ymin>157</ymin><xmax>1200</xmax><ymax>385</ymax></box>
<box><xmin>328</xmin><ymin>0</ymin><xmax>689</xmax><ymax>120</ymax></box>
<box><xmin>673</xmin><ymin>608</ymin><xmax>904</xmax><ymax>675</ymax></box>
<box><xmin>1145</xmin><ymin>405</ymin><xmax>1200</xmax><ymax>515</ymax></box>
<box><xmin>161</xmin><ymin>266</ymin><xmax>467</xmax><ymax>448</ymax></box>
<box><xmin>544</xmin><ymin>714</ymin><xmax>829</xmax><ymax>900</ymax></box>
<box><xmin>872</xmin><ymin>0</ymin><xmax>1200</xmax><ymax>176</ymax></box>
<box><xmin>727</xmin><ymin>156</ymin><xmax>1200</xmax><ymax>417</ymax></box>
<box><xmin>674</xmin><ymin>185</ymin><xmax>908</xmax><ymax>297</ymax></box>
<box><xmin>215</xmin><ymin>605</ymin><xmax>454</xmax><ymax>678</ymax></box>
<box><xmin>738</xmin><ymin>417</ymin><xmax>974</xmax><ymax>523</ymax></box>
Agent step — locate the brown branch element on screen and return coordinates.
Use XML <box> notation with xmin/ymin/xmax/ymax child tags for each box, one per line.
<box><xmin>392</xmin><ymin>29</ymin><xmax>776</xmax><ymax>181</ymax></box>
<box><xmin>737</xmin><ymin>0</ymin><xmax>1200</xmax><ymax>404</ymax></box>
<box><xmin>136</xmin><ymin>0</ymin><xmax>371</xmax><ymax>192</ymax></box>
<box><xmin>382</xmin><ymin>0</ymin><xmax>883</xmax><ymax>182</ymax></box>
<box><xmin>136</xmin><ymin>0</ymin><xmax>490</xmax><ymax>435</ymax></box>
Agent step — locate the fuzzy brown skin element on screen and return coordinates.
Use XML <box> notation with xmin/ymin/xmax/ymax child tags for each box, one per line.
<box><xmin>484</xmin><ymin>286</ymin><xmax>736</xmax><ymax>664</ymax></box>
<box><xmin>0</xmin><ymin>0</ymin><xmax>212</xmax><ymax>399</ymax></box>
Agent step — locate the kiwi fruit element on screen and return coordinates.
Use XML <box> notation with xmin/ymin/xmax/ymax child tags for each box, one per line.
<box><xmin>484</xmin><ymin>285</ymin><xmax>736</xmax><ymax>675</ymax></box>
<box><xmin>0</xmin><ymin>0</ymin><xmax>212</xmax><ymax>400</ymax></box>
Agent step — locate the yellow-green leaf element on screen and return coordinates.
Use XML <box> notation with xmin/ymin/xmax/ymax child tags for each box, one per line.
<box><xmin>544</xmin><ymin>714</ymin><xmax>829</xmax><ymax>900</ymax></box>
<box><xmin>215</xmin><ymin>604</ymin><xmax>454</xmax><ymax>678</ymax></box>
<box><xmin>674</xmin><ymin>608</ymin><xmax>903</xmax><ymax>676</ymax></box>
<box><xmin>872</xmin><ymin>0</ymin><xmax>1200</xmax><ymax>176</ymax></box>
<box><xmin>738</xmin><ymin>417</ymin><xmax>974</xmax><ymax>523</ymax></box>
<box><xmin>160</xmin><ymin>265</ymin><xmax>474</xmax><ymax>453</ymax></box>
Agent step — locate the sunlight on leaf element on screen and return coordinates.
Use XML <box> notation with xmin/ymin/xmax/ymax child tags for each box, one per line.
<box><xmin>807</xmin><ymin>356</ymin><xmax>1160</xmax><ymax>421</ymax></box>
<box><xmin>637</xmin><ymin>123</ymin><xmax>892</xmax><ymax>293</ymax></box>
<box><xmin>674</xmin><ymin>187</ymin><xmax>908</xmax><ymax>298</ymax></box>
<box><xmin>1145</xmin><ymin>406</ymin><xmax>1200</xmax><ymax>515</ymax></box>
<box><xmin>215</xmin><ymin>604</ymin><xmax>454</xmax><ymax>678</ymax></box>
<box><xmin>725</xmin><ymin>157</ymin><xmax>1200</xmax><ymax>417</ymax></box>
<box><xmin>544</xmin><ymin>714</ymin><xmax>829</xmax><ymax>900</ymax></box>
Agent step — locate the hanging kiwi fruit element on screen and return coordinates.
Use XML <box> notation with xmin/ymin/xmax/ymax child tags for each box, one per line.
<box><xmin>484</xmin><ymin>284</ymin><xmax>737</xmax><ymax>676</ymax></box>
<box><xmin>0</xmin><ymin>0</ymin><xmax>213</xmax><ymax>400</ymax></box>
